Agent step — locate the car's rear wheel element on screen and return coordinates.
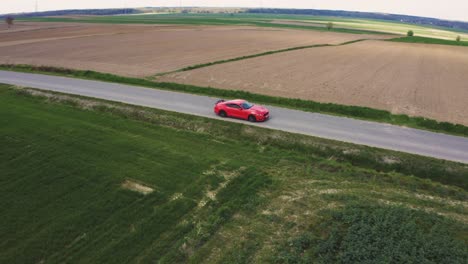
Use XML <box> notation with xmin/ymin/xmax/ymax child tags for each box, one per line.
<box><xmin>219</xmin><ymin>110</ymin><xmax>227</xmax><ymax>117</ymax></box>
<box><xmin>248</xmin><ymin>115</ymin><xmax>256</xmax><ymax>122</ymax></box>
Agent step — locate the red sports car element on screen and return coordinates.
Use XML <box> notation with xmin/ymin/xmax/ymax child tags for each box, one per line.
<box><xmin>214</xmin><ymin>99</ymin><xmax>270</xmax><ymax>122</ymax></box>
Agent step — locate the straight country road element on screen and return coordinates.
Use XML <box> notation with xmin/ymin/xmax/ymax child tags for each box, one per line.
<box><xmin>1</xmin><ymin>70</ymin><xmax>467</xmax><ymax>163</ymax></box>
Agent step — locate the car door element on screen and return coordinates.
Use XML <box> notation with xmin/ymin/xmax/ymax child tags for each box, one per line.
<box><xmin>226</xmin><ymin>104</ymin><xmax>243</xmax><ymax>118</ymax></box>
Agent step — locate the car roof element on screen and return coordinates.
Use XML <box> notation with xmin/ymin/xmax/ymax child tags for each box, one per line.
<box><xmin>225</xmin><ymin>99</ymin><xmax>246</xmax><ymax>104</ymax></box>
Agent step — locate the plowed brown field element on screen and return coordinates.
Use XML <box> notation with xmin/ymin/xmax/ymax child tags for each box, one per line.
<box><xmin>0</xmin><ymin>22</ymin><xmax>387</xmax><ymax>77</ymax></box>
<box><xmin>161</xmin><ymin>40</ymin><xmax>468</xmax><ymax>125</ymax></box>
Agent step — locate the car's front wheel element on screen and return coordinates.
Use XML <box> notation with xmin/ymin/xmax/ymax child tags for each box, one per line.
<box><xmin>248</xmin><ymin>115</ymin><xmax>256</xmax><ymax>122</ymax></box>
<box><xmin>219</xmin><ymin>110</ymin><xmax>227</xmax><ymax>117</ymax></box>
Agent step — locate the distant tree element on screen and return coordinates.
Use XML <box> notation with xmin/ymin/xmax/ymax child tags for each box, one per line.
<box><xmin>326</xmin><ymin>22</ymin><xmax>333</xmax><ymax>30</ymax></box>
<box><xmin>456</xmin><ymin>35</ymin><xmax>461</xmax><ymax>42</ymax></box>
<box><xmin>5</xmin><ymin>16</ymin><xmax>14</xmax><ymax>29</ymax></box>
<box><xmin>407</xmin><ymin>30</ymin><xmax>414</xmax><ymax>37</ymax></box>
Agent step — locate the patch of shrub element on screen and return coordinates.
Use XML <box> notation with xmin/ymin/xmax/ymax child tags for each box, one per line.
<box><xmin>273</xmin><ymin>205</ymin><xmax>467</xmax><ymax>263</ymax></box>
<box><xmin>273</xmin><ymin>233</ymin><xmax>316</xmax><ymax>263</ymax></box>
<box><xmin>218</xmin><ymin>235</ymin><xmax>260</xmax><ymax>264</ymax></box>
<box><xmin>407</xmin><ymin>30</ymin><xmax>414</xmax><ymax>36</ymax></box>
<box><xmin>315</xmin><ymin>206</ymin><xmax>467</xmax><ymax>263</ymax></box>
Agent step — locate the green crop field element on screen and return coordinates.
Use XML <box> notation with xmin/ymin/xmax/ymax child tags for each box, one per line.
<box><xmin>1</xmin><ymin>84</ymin><xmax>467</xmax><ymax>263</ymax></box>
<box><xmin>19</xmin><ymin>12</ymin><xmax>468</xmax><ymax>42</ymax></box>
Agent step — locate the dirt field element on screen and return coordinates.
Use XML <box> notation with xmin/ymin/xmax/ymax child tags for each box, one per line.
<box><xmin>0</xmin><ymin>22</ymin><xmax>78</xmax><ymax>34</ymax></box>
<box><xmin>0</xmin><ymin>23</ymin><xmax>163</xmax><ymax>48</ymax></box>
<box><xmin>161</xmin><ymin>40</ymin><xmax>468</xmax><ymax>125</ymax></box>
<box><xmin>0</xmin><ymin>22</ymin><xmax>388</xmax><ymax>77</ymax></box>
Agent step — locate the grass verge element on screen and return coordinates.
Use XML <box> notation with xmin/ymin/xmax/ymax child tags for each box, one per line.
<box><xmin>1</xmin><ymin>84</ymin><xmax>466</xmax><ymax>263</ymax></box>
<box><xmin>1</xmin><ymin>64</ymin><xmax>467</xmax><ymax>137</ymax></box>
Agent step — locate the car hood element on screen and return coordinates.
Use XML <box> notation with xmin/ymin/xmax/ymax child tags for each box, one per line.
<box><xmin>250</xmin><ymin>105</ymin><xmax>268</xmax><ymax>114</ymax></box>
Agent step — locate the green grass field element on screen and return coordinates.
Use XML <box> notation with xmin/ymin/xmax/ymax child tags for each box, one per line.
<box><xmin>1</xmin><ymin>84</ymin><xmax>467</xmax><ymax>263</ymax></box>
<box><xmin>18</xmin><ymin>12</ymin><xmax>468</xmax><ymax>42</ymax></box>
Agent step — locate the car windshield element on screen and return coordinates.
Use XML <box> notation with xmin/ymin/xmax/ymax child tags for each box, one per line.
<box><xmin>241</xmin><ymin>102</ymin><xmax>254</xmax><ymax>109</ymax></box>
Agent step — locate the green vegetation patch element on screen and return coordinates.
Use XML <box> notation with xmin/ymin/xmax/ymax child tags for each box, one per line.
<box><xmin>1</xmin><ymin>85</ymin><xmax>467</xmax><ymax>263</ymax></box>
<box><xmin>389</xmin><ymin>36</ymin><xmax>468</xmax><ymax>46</ymax></box>
<box><xmin>273</xmin><ymin>205</ymin><xmax>467</xmax><ymax>263</ymax></box>
<box><xmin>1</xmin><ymin>64</ymin><xmax>467</xmax><ymax>137</ymax></box>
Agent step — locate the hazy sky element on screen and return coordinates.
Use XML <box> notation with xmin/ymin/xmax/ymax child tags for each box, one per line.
<box><xmin>2</xmin><ymin>1</ymin><xmax>468</xmax><ymax>21</ymax></box>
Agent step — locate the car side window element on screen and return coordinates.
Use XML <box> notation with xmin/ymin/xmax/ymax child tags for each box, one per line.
<box><xmin>227</xmin><ymin>104</ymin><xmax>241</xmax><ymax>109</ymax></box>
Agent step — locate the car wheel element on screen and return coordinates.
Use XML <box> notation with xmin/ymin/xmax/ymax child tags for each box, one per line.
<box><xmin>248</xmin><ymin>115</ymin><xmax>256</xmax><ymax>122</ymax></box>
<box><xmin>219</xmin><ymin>110</ymin><xmax>227</xmax><ymax>117</ymax></box>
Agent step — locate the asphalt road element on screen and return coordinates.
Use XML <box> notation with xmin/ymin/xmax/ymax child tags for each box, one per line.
<box><xmin>1</xmin><ymin>70</ymin><xmax>467</xmax><ymax>163</ymax></box>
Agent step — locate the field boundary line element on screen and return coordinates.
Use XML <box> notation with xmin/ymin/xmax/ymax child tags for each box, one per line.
<box><xmin>151</xmin><ymin>39</ymin><xmax>370</xmax><ymax>78</ymax></box>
